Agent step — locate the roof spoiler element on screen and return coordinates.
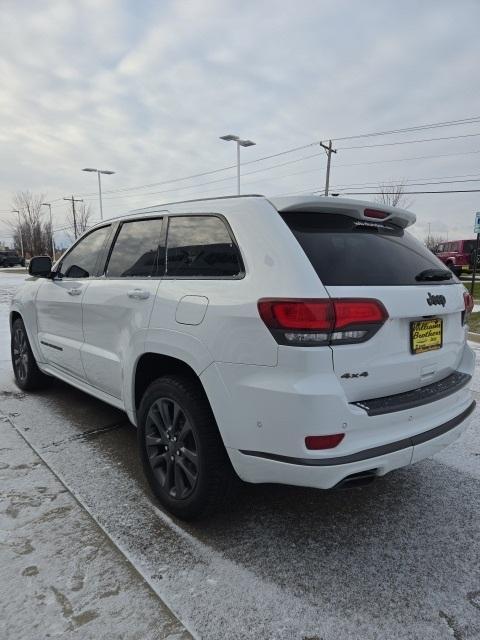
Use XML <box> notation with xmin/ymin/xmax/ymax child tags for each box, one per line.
<box><xmin>269</xmin><ymin>196</ymin><xmax>416</xmax><ymax>229</ymax></box>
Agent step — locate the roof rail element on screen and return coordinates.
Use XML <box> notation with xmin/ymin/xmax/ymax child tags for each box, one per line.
<box><xmin>129</xmin><ymin>193</ymin><xmax>265</xmax><ymax>214</ymax></box>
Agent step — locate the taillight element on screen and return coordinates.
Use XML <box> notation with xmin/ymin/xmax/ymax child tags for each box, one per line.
<box><xmin>463</xmin><ymin>291</ymin><xmax>474</xmax><ymax>325</ymax></box>
<box><xmin>258</xmin><ymin>298</ymin><xmax>388</xmax><ymax>346</ymax></box>
<box><xmin>305</xmin><ymin>434</ymin><xmax>344</xmax><ymax>450</ymax></box>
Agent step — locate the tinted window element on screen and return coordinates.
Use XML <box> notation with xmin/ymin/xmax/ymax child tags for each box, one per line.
<box><xmin>107</xmin><ymin>218</ymin><xmax>165</xmax><ymax>277</ymax></box>
<box><xmin>60</xmin><ymin>225</ymin><xmax>111</xmax><ymax>278</ymax></box>
<box><xmin>281</xmin><ymin>213</ymin><xmax>453</xmax><ymax>286</ymax></box>
<box><xmin>166</xmin><ymin>216</ymin><xmax>242</xmax><ymax>277</ymax></box>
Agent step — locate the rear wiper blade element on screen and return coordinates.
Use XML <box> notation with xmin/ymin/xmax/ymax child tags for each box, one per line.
<box><xmin>415</xmin><ymin>269</ymin><xmax>453</xmax><ymax>281</ymax></box>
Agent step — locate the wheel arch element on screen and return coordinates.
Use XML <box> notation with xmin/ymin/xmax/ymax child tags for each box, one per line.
<box><xmin>10</xmin><ymin>309</ymin><xmax>22</xmax><ymax>329</ymax></box>
<box><xmin>132</xmin><ymin>352</ymin><xmax>214</xmax><ymax>424</ymax></box>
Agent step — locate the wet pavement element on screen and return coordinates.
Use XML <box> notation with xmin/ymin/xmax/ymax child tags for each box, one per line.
<box><xmin>1</xmin><ymin>272</ymin><xmax>480</xmax><ymax>640</ymax></box>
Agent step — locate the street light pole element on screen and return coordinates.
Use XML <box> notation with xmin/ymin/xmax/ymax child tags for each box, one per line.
<box><xmin>236</xmin><ymin>142</ymin><xmax>241</xmax><ymax>195</ymax></box>
<box><xmin>82</xmin><ymin>168</ymin><xmax>115</xmax><ymax>220</ymax></box>
<box><xmin>11</xmin><ymin>209</ymin><xmax>24</xmax><ymax>259</ymax></box>
<box><xmin>97</xmin><ymin>171</ymin><xmax>103</xmax><ymax>220</ymax></box>
<box><xmin>220</xmin><ymin>135</ymin><xmax>256</xmax><ymax>195</ymax></box>
<box><xmin>41</xmin><ymin>203</ymin><xmax>55</xmax><ymax>260</ymax></box>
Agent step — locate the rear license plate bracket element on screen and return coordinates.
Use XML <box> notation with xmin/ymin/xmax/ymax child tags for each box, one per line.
<box><xmin>410</xmin><ymin>318</ymin><xmax>443</xmax><ymax>355</ymax></box>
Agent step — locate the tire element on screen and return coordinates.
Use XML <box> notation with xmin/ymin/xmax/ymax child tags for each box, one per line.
<box><xmin>138</xmin><ymin>375</ymin><xmax>236</xmax><ymax>520</ymax></box>
<box><xmin>11</xmin><ymin>318</ymin><xmax>51</xmax><ymax>390</ymax></box>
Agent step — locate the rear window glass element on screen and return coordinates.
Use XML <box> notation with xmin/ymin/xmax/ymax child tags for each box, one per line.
<box><xmin>166</xmin><ymin>216</ymin><xmax>243</xmax><ymax>278</ymax></box>
<box><xmin>281</xmin><ymin>212</ymin><xmax>454</xmax><ymax>286</ymax></box>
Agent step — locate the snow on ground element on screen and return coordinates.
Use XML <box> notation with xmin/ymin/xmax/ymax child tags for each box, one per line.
<box><xmin>0</xmin><ymin>418</ymin><xmax>192</xmax><ymax>640</ymax></box>
<box><xmin>1</xmin><ymin>272</ymin><xmax>480</xmax><ymax>640</ymax></box>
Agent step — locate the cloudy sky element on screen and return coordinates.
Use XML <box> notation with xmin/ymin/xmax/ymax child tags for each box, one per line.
<box><xmin>1</xmin><ymin>0</ymin><xmax>480</xmax><ymax>247</ymax></box>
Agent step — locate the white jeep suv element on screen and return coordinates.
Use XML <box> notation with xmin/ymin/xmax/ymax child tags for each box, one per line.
<box><xmin>10</xmin><ymin>195</ymin><xmax>476</xmax><ymax>519</ymax></box>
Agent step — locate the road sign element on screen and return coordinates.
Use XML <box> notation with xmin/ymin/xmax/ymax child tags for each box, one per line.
<box><xmin>475</xmin><ymin>212</ymin><xmax>480</xmax><ymax>233</ymax></box>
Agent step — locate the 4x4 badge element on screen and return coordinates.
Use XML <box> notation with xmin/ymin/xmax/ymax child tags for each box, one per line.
<box><xmin>427</xmin><ymin>292</ymin><xmax>446</xmax><ymax>307</ymax></box>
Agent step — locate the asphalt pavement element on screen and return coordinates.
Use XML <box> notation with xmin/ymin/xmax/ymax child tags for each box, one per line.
<box><xmin>1</xmin><ymin>272</ymin><xmax>480</xmax><ymax>640</ymax></box>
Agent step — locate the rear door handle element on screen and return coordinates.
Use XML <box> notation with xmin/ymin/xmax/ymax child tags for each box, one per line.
<box><xmin>127</xmin><ymin>288</ymin><xmax>150</xmax><ymax>300</ymax></box>
<box><xmin>67</xmin><ymin>288</ymin><xmax>82</xmax><ymax>296</ymax></box>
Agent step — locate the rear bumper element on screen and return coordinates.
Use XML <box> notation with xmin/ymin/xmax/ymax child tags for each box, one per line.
<box><xmin>228</xmin><ymin>401</ymin><xmax>475</xmax><ymax>489</ymax></box>
<box><xmin>201</xmin><ymin>342</ymin><xmax>476</xmax><ymax>487</ymax></box>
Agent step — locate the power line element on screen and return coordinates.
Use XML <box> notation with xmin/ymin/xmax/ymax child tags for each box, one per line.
<box><xmin>87</xmin><ymin>129</ymin><xmax>480</xmax><ymax>203</ymax></box>
<box><xmin>77</xmin><ymin>142</ymin><xmax>480</xmax><ymax>206</ymax></box>
<box><xmin>335</xmin><ymin>189</ymin><xmax>480</xmax><ymax>195</ymax></box>
<box><xmin>333</xmin><ymin>115</ymin><xmax>480</xmax><ymax>141</ymax></box>
<box><xmin>335</xmin><ymin>147</ymin><xmax>480</xmax><ymax>168</ymax></box>
<box><xmin>332</xmin><ymin>173</ymin><xmax>480</xmax><ymax>190</ymax></box>
<box><xmin>5</xmin><ymin>114</ymin><xmax>480</xmax><ymax>230</ymax></box>
<box><xmin>80</xmin><ymin>159</ymin><xmax>480</xmax><ymax>206</ymax></box>
<box><xmin>338</xmin><ymin>131</ymin><xmax>480</xmax><ymax>151</ymax></box>
<box><xmin>73</xmin><ymin>115</ymin><xmax>480</xmax><ymax>199</ymax></box>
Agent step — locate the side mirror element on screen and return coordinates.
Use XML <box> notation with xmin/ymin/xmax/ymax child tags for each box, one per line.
<box><xmin>28</xmin><ymin>256</ymin><xmax>52</xmax><ymax>277</ymax></box>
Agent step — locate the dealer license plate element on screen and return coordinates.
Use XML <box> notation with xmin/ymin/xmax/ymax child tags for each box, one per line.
<box><xmin>410</xmin><ymin>318</ymin><xmax>443</xmax><ymax>355</ymax></box>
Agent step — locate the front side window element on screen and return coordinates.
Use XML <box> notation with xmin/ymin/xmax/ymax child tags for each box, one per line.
<box><xmin>106</xmin><ymin>218</ymin><xmax>165</xmax><ymax>277</ymax></box>
<box><xmin>166</xmin><ymin>216</ymin><xmax>242</xmax><ymax>277</ymax></box>
<box><xmin>60</xmin><ymin>225</ymin><xmax>111</xmax><ymax>278</ymax></box>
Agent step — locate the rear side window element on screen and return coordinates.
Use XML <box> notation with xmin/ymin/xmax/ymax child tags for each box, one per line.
<box><xmin>106</xmin><ymin>218</ymin><xmax>165</xmax><ymax>277</ymax></box>
<box><xmin>61</xmin><ymin>225</ymin><xmax>111</xmax><ymax>278</ymax></box>
<box><xmin>281</xmin><ymin>212</ymin><xmax>453</xmax><ymax>286</ymax></box>
<box><xmin>166</xmin><ymin>216</ymin><xmax>243</xmax><ymax>278</ymax></box>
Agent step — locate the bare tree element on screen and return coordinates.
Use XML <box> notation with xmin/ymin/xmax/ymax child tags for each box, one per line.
<box><xmin>424</xmin><ymin>233</ymin><xmax>447</xmax><ymax>251</ymax></box>
<box><xmin>375</xmin><ymin>181</ymin><xmax>413</xmax><ymax>209</ymax></box>
<box><xmin>10</xmin><ymin>191</ymin><xmax>53</xmax><ymax>257</ymax></box>
<box><xmin>65</xmin><ymin>203</ymin><xmax>93</xmax><ymax>242</ymax></box>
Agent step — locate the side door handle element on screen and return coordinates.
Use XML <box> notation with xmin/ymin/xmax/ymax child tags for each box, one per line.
<box><xmin>127</xmin><ymin>288</ymin><xmax>150</xmax><ymax>300</ymax></box>
<box><xmin>67</xmin><ymin>288</ymin><xmax>82</xmax><ymax>296</ymax></box>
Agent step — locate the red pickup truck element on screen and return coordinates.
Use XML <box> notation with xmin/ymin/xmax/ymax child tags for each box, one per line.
<box><xmin>434</xmin><ymin>239</ymin><xmax>478</xmax><ymax>276</ymax></box>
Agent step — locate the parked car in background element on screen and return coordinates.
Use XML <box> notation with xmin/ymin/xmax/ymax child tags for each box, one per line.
<box><xmin>434</xmin><ymin>239</ymin><xmax>479</xmax><ymax>276</ymax></box>
<box><xmin>9</xmin><ymin>195</ymin><xmax>475</xmax><ymax>520</ymax></box>
<box><xmin>0</xmin><ymin>250</ymin><xmax>25</xmax><ymax>268</ymax></box>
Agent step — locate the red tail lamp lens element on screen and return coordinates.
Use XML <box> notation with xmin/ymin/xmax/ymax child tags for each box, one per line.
<box><xmin>257</xmin><ymin>299</ymin><xmax>333</xmax><ymax>330</ymax></box>
<box><xmin>364</xmin><ymin>208</ymin><xmax>388</xmax><ymax>220</ymax></box>
<box><xmin>333</xmin><ymin>299</ymin><xmax>388</xmax><ymax>329</ymax></box>
<box><xmin>305</xmin><ymin>434</ymin><xmax>345</xmax><ymax>450</ymax></box>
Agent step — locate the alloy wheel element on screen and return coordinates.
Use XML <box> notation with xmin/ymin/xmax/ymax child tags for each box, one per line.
<box><xmin>145</xmin><ymin>397</ymin><xmax>199</xmax><ymax>500</ymax></box>
<box><xmin>13</xmin><ymin>326</ymin><xmax>29</xmax><ymax>382</ymax></box>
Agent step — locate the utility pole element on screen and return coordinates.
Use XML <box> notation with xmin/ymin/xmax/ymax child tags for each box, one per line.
<box><xmin>320</xmin><ymin>140</ymin><xmax>337</xmax><ymax>196</ymax></box>
<box><xmin>63</xmin><ymin>196</ymin><xmax>83</xmax><ymax>240</ymax></box>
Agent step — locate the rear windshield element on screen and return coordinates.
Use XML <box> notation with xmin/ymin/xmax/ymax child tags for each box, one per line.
<box><xmin>281</xmin><ymin>212</ymin><xmax>454</xmax><ymax>286</ymax></box>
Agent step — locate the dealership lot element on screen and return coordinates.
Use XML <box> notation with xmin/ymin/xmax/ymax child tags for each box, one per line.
<box><xmin>1</xmin><ymin>272</ymin><xmax>480</xmax><ymax>640</ymax></box>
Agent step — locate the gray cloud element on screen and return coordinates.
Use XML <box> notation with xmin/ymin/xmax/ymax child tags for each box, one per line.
<box><xmin>1</xmin><ymin>0</ymin><xmax>480</xmax><ymax>246</ymax></box>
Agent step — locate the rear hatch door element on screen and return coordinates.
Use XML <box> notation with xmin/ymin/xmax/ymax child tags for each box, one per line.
<box><xmin>280</xmin><ymin>209</ymin><xmax>467</xmax><ymax>402</ymax></box>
